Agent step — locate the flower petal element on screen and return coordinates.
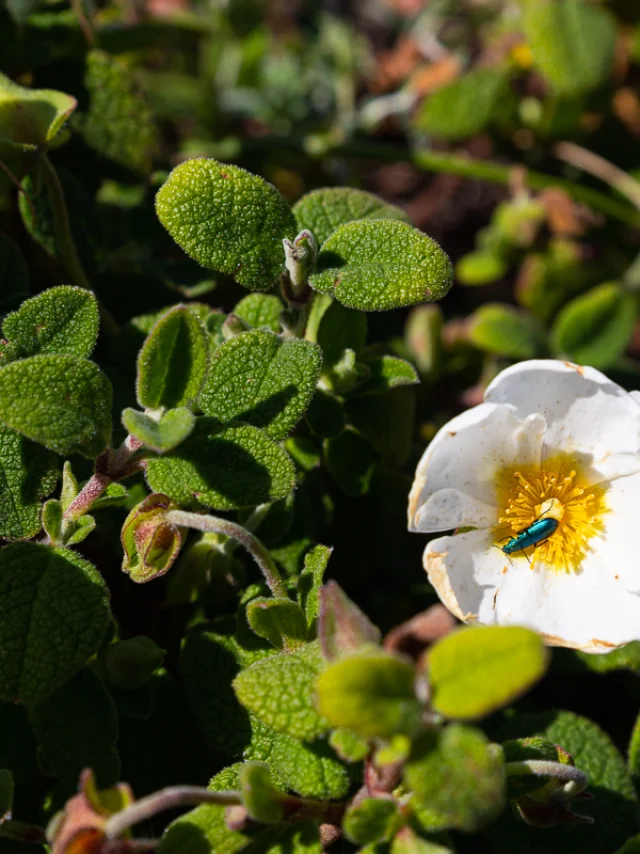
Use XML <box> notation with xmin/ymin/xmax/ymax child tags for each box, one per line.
<box><xmin>412</xmin><ymin>488</ymin><xmax>498</xmax><ymax>533</ymax></box>
<box><xmin>425</xmin><ymin>526</ymin><xmax>640</xmax><ymax>652</ymax></box>
<box><xmin>485</xmin><ymin>360</ymin><xmax>640</xmax><ymax>463</ymax></box>
<box><xmin>408</xmin><ymin>402</ymin><xmax>545</xmax><ymax>530</ymax></box>
<box><xmin>585</xmin><ymin>472</ymin><xmax>640</xmax><ymax>593</ymax></box>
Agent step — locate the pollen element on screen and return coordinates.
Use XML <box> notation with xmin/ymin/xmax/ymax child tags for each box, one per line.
<box><xmin>493</xmin><ymin>454</ymin><xmax>607</xmax><ymax>573</ymax></box>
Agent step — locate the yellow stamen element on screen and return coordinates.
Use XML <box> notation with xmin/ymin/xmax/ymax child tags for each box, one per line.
<box><xmin>494</xmin><ymin>453</ymin><xmax>607</xmax><ymax>573</ymax></box>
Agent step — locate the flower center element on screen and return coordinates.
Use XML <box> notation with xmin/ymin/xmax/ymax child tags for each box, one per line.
<box><xmin>493</xmin><ymin>455</ymin><xmax>607</xmax><ymax>573</ymax></box>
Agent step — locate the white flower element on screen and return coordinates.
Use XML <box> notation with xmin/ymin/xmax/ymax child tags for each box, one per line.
<box><xmin>408</xmin><ymin>360</ymin><xmax>640</xmax><ymax>654</ymax></box>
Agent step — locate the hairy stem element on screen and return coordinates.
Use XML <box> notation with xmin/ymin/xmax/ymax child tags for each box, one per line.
<box><xmin>166</xmin><ymin>510</ymin><xmax>289</xmax><ymax>599</ymax></box>
<box><xmin>104</xmin><ymin>786</ymin><xmax>242</xmax><ymax>840</ymax></box>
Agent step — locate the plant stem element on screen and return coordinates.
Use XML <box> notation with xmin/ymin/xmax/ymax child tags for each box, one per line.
<box><xmin>166</xmin><ymin>510</ymin><xmax>289</xmax><ymax>599</ymax></box>
<box><xmin>104</xmin><ymin>786</ymin><xmax>242</xmax><ymax>840</ymax></box>
<box><xmin>554</xmin><ymin>140</ymin><xmax>640</xmax><ymax>211</ymax></box>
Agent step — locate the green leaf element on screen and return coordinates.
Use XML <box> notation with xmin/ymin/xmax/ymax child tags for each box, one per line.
<box><xmin>234</xmin><ymin>293</ymin><xmax>284</xmax><ymax>332</ymax></box>
<box><xmin>0</xmin><ymin>72</ymin><xmax>76</xmax><ymax>158</ymax></box>
<box><xmin>146</xmin><ymin>418</ymin><xmax>296</xmax><ymax>511</ymax></box>
<box><xmin>104</xmin><ymin>637</ymin><xmax>166</xmax><ymax>691</ymax></box>
<box><xmin>137</xmin><ymin>306</ymin><xmax>209</xmax><ymax>410</ymax></box>
<box><xmin>199</xmin><ymin>330</ymin><xmax>322</xmax><ymax>441</ymax></box>
<box><xmin>551</xmin><ymin>282</ymin><xmax>636</xmax><ymax>369</ymax></box>
<box><xmin>523</xmin><ymin>0</ymin><xmax>616</xmax><ymax>96</ymax></box>
<box><xmin>233</xmin><ymin>641</ymin><xmax>329</xmax><ymax>741</ymax></box>
<box><xmin>502</xmin><ymin>737</ymin><xmax>573</xmax><ymax>800</ymax></box>
<box><xmin>64</xmin><ymin>513</ymin><xmax>96</xmax><ymax>545</ymax></box>
<box><xmin>315</xmin><ymin>650</ymin><xmax>421</xmax><ymax>738</ymax></box>
<box><xmin>613</xmin><ymin>836</ymin><xmax>640</xmax><ymax>854</ymax></box>
<box><xmin>355</xmin><ymin>356</ymin><xmax>418</xmax><ymax>397</ymax></box>
<box><xmin>490</xmin><ymin>711</ymin><xmax>637</xmax><ymax>854</ymax></box>
<box><xmin>329</xmin><ymin>728</ymin><xmax>369</xmax><ymax>763</ymax></box>
<box><xmin>318</xmin><ymin>580</ymin><xmax>381</xmax><ymax>660</ymax></box>
<box><xmin>122</xmin><ymin>407</ymin><xmax>196</xmax><ymax>453</ymax></box>
<box><xmin>74</xmin><ymin>49</ymin><xmax>158</xmax><ymax>173</ymax></box>
<box><xmin>468</xmin><ymin>303</ymin><xmax>546</xmax><ymax>359</ymax></box>
<box><xmin>246</xmin><ymin>597</ymin><xmax>308</xmax><ymax>651</ymax></box>
<box><xmin>30</xmin><ymin>667</ymin><xmax>120</xmax><ymax>791</ymax></box>
<box><xmin>405</xmin><ymin>304</ymin><xmax>443</xmax><ymax>377</ymax></box>
<box><xmin>0</xmin><ymin>354</ymin><xmax>112</xmax><ymax>457</ymax></box>
<box><xmin>0</xmin><ymin>543</ymin><xmax>110</xmax><ymax>704</ymax></box>
<box><xmin>156</xmin><ymin>158</ymin><xmax>297</xmax><ymax>291</ymax></box>
<box><xmin>576</xmin><ymin>641</ymin><xmax>640</xmax><ymax>675</ymax></box>
<box><xmin>0</xmin><ymin>234</ymin><xmax>28</xmax><ymax>298</ymax></box>
<box><xmin>294</xmin><ymin>187</ymin><xmax>411</xmax><ymax>247</ymax></box>
<box><xmin>2</xmin><ymin>286</ymin><xmax>99</xmax><ymax>360</ymax></box>
<box><xmin>456</xmin><ymin>250</ymin><xmax>508</xmax><ymax>286</ymax></box>
<box><xmin>346</xmin><ymin>386</ymin><xmax>415</xmax><ymax>467</ymax></box>
<box><xmin>310</xmin><ymin>220</ymin><xmax>453</xmax><ymax>311</ymax></box>
<box><xmin>428</xmin><ymin>626</ymin><xmax>548</xmax><ymax>720</ymax></box>
<box><xmin>307</xmin><ymin>294</ymin><xmax>368</xmax><ymax>367</ymax></box>
<box><xmin>271</xmin><ymin>733</ymin><xmax>350</xmax><ymax>799</ymax></box>
<box><xmin>343</xmin><ymin>797</ymin><xmax>401</xmax><ymax>845</ymax></box>
<box><xmin>240</xmin><ymin>762</ymin><xmax>284</xmax><ymax>824</ymax></box>
<box><xmin>42</xmin><ymin>498</ymin><xmax>63</xmax><ymax>544</ymax></box>
<box><xmin>325</xmin><ymin>428</ymin><xmax>377</xmax><ymax>498</ymax></box>
<box><xmin>415</xmin><ymin>67</ymin><xmax>509</xmax><ymax>141</ymax></box>
<box><xmin>391</xmin><ymin>827</ymin><xmax>453</xmax><ymax>854</ymax></box>
<box><xmin>628</xmin><ymin>711</ymin><xmax>640</xmax><ymax>793</ymax></box>
<box><xmin>406</xmin><ymin>725</ymin><xmax>505</xmax><ymax>833</ymax></box>
<box><xmin>297</xmin><ymin>544</ymin><xmax>332</xmax><ymax>630</ymax></box>
<box><xmin>0</xmin><ymin>424</ymin><xmax>58</xmax><ymax>540</ymax></box>
<box><xmin>180</xmin><ymin>624</ymin><xmax>273</xmax><ymax>761</ymax></box>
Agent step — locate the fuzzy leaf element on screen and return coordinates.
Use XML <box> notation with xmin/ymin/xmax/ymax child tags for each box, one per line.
<box><xmin>240</xmin><ymin>762</ymin><xmax>284</xmax><ymax>823</ymax></box>
<box><xmin>30</xmin><ymin>668</ymin><xmax>120</xmax><ymax>791</ymax></box>
<box><xmin>0</xmin><ymin>424</ymin><xmax>59</xmax><ymax>540</ymax></box>
<box><xmin>137</xmin><ymin>306</ymin><xmax>209</xmax><ymax>410</ymax></box>
<box><xmin>310</xmin><ymin>220</ymin><xmax>453</xmax><ymax>311</ymax></box>
<box><xmin>0</xmin><ymin>72</ymin><xmax>76</xmax><ymax>158</ymax></box>
<box><xmin>343</xmin><ymin>797</ymin><xmax>401</xmax><ymax>845</ymax></box>
<box><xmin>406</xmin><ymin>725</ymin><xmax>505</xmax><ymax>833</ymax></box>
<box><xmin>199</xmin><ymin>330</ymin><xmax>322</xmax><ymax>440</ymax></box>
<box><xmin>491</xmin><ymin>711</ymin><xmax>637</xmax><ymax>854</ymax></box>
<box><xmin>391</xmin><ymin>827</ymin><xmax>453</xmax><ymax>854</ymax></box>
<box><xmin>233</xmin><ymin>641</ymin><xmax>329</xmax><ymax>741</ymax></box>
<box><xmin>74</xmin><ymin>49</ymin><xmax>158</xmax><ymax>173</ymax></box>
<box><xmin>298</xmin><ymin>544</ymin><xmax>332</xmax><ymax>630</ymax></box>
<box><xmin>523</xmin><ymin>0</ymin><xmax>616</xmax><ymax>96</ymax></box>
<box><xmin>234</xmin><ymin>293</ymin><xmax>284</xmax><ymax>332</ymax></box>
<box><xmin>0</xmin><ymin>354</ymin><xmax>112</xmax><ymax>457</ymax></box>
<box><xmin>456</xmin><ymin>250</ymin><xmax>508</xmax><ymax>286</ymax></box>
<box><xmin>2</xmin><ymin>286</ymin><xmax>99</xmax><ymax>360</ymax></box>
<box><xmin>319</xmin><ymin>580</ymin><xmax>381</xmax><ymax>660</ymax></box>
<box><xmin>428</xmin><ymin>626</ymin><xmax>548</xmax><ymax>720</ymax></box>
<box><xmin>355</xmin><ymin>356</ymin><xmax>419</xmax><ymax>396</ymax></box>
<box><xmin>246</xmin><ymin>597</ymin><xmax>308</xmax><ymax>651</ymax></box>
<box><xmin>156</xmin><ymin>158</ymin><xmax>297</xmax><ymax>291</ymax></box>
<box><xmin>316</xmin><ymin>650</ymin><xmax>421</xmax><ymax>738</ymax></box>
<box><xmin>325</xmin><ymin>427</ymin><xmax>377</xmax><ymax>498</ymax></box>
<box><xmin>468</xmin><ymin>303</ymin><xmax>546</xmax><ymax>359</ymax></box>
<box><xmin>294</xmin><ymin>187</ymin><xmax>411</xmax><ymax>247</ymax></box>
<box><xmin>415</xmin><ymin>67</ymin><xmax>508</xmax><ymax>141</ymax></box>
<box><xmin>329</xmin><ymin>728</ymin><xmax>369</xmax><ymax>763</ymax></box>
<box><xmin>122</xmin><ymin>407</ymin><xmax>196</xmax><ymax>453</ymax></box>
<box><xmin>551</xmin><ymin>282</ymin><xmax>636</xmax><ymax>369</ymax></box>
<box><xmin>146</xmin><ymin>419</ymin><xmax>296</xmax><ymax>511</ymax></box>
<box><xmin>0</xmin><ymin>543</ymin><xmax>110</xmax><ymax>704</ymax></box>
<box><xmin>271</xmin><ymin>733</ymin><xmax>349</xmax><ymax>799</ymax></box>
<box><xmin>180</xmin><ymin>623</ymin><xmax>273</xmax><ymax>760</ymax></box>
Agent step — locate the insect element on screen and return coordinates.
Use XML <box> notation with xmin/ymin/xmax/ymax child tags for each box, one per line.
<box><xmin>498</xmin><ymin>498</ymin><xmax>563</xmax><ymax>561</ymax></box>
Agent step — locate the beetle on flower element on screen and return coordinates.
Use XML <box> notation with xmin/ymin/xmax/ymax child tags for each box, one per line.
<box><xmin>408</xmin><ymin>360</ymin><xmax>640</xmax><ymax>654</ymax></box>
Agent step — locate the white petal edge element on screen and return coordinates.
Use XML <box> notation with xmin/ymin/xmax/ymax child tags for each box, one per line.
<box><xmin>412</xmin><ymin>488</ymin><xmax>498</xmax><ymax>533</ymax></box>
<box><xmin>408</xmin><ymin>403</ymin><xmax>545</xmax><ymax>529</ymax></box>
<box><xmin>485</xmin><ymin>359</ymin><xmax>640</xmax><ymax>464</ymax></box>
